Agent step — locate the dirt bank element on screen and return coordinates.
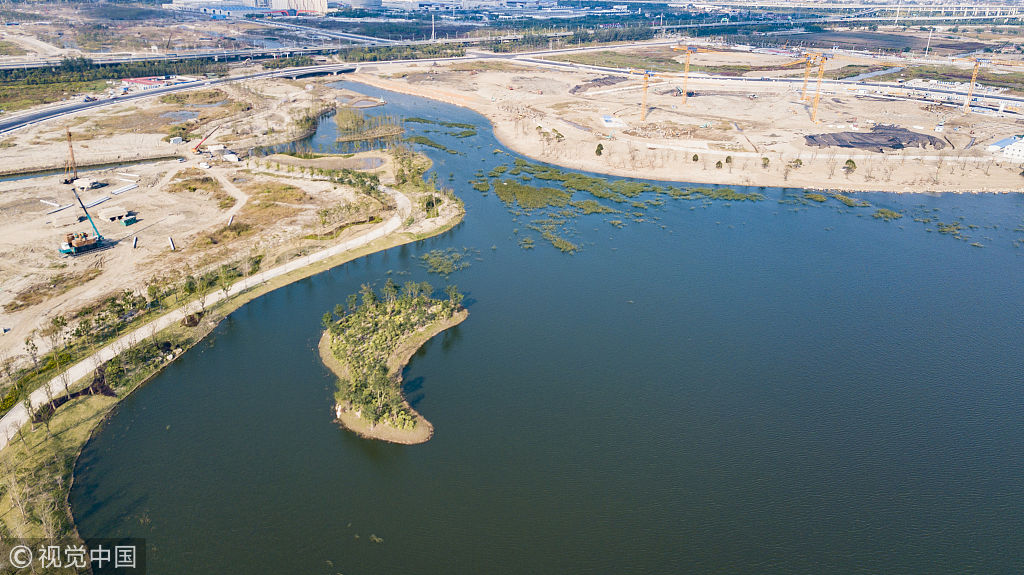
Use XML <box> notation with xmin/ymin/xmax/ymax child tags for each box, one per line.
<box><xmin>319</xmin><ymin>308</ymin><xmax>468</xmax><ymax>445</ymax></box>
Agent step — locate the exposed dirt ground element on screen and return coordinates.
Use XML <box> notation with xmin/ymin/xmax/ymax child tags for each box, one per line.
<box><xmin>349</xmin><ymin>48</ymin><xmax>1024</xmax><ymax>197</ymax></box>
<box><xmin>0</xmin><ymin>78</ymin><xmax>446</xmax><ymax>363</ymax></box>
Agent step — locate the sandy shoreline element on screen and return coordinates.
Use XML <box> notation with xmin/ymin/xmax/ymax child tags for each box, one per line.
<box><xmin>348</xmin><ymin>71</ymin><xmax>1024</xmax><ymax>196</ymax></box>
<box><xmin>319</xmin><ymin>308</ymin><xmax>468</xmax><ymax>445</ymax></box>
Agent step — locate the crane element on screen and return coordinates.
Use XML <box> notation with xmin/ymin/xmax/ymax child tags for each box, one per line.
<box><xmin>671</xmin><ymin>45</ymin><xmax>719</xmax><ymax>106</ymax></box>
<box><xmin>627</xmin><ymin>69</ymin><xmax>661</xmax><ymax>123</ymax></box>
<box><xmin>62</xmin><ymin>128</ymin><xmax>79</xmax><ymax>184</ymax></box>
<box><xmin>192</xmin><ymin>123</ymin><xmax>222</xmax><ymax>154</ymax></box>
<box><xmin>963</xmin><ymin>58</ymin><xmax>981</xmax><ymax>112</ymax></box>
<box><xmin>800</xmin><ymin>54</ymin><xmax>818</xmax><ymax>102</ymax></box>
<box><xmin>59</xmin><ymin>130</ymin><xmax>104</xmax><ymax>255</ymax></box>
<box><xmin>946</xmin><ymin>56</ymin><xmax>1024</xmax><ymax>113</ymax></box>
<box><xmin>810</xmin><ymin>54</ymin><xmax>828</xmax><ymax>123</ymax></box>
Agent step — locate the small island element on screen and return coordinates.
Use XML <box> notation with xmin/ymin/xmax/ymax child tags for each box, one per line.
<box><xmin>319</xmin><ymin>280</ymin><xmax>467</xmax><ymax>444</ymax></box>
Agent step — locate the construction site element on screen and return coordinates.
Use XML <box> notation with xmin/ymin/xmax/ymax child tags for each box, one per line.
<box><xmin>2</xmin><ymin>34</ymin><xmax>1024</xmax><ymax>370</ymax></box>
<box><xmin>353</xmin><ymin>41</ymin><xmax>1024</xmax><ymax>194</ymax></box>
<box><xmin>0</xmin><ymin>75</ymin><xmax>461</xmax><ymax>365</ymax></box>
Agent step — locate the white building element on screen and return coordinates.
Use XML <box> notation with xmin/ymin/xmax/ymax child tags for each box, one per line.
<box><xmin>1002</xmin><ymin>140</ymin><xmax>1024</xmax><ymax>162</ymax></box>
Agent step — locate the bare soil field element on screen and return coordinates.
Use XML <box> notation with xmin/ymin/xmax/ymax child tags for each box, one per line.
<box><xmin>767</xmin><ymin>29</ymin><xmax>988</xmax><ymax>55</ymax></box>
<box><xmin>349</xmin><ymin>50</ymin><xmax>1024</xmax><ymax>197</ymax></box>
<box><xmin>0</xmin><ymin>78</ymin><xmax>455</xmax><ymax>364</ymax></box>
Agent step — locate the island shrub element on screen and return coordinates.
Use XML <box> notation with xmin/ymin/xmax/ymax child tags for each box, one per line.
<box><xmin>325</xmin><ymin>282</ymin><xmax>464</xmax><ymax>429</ymax></box>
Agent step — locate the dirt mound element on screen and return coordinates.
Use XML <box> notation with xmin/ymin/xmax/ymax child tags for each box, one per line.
<box><xmin>805</xmin><ymin>124</ymin><xmax>946</xmax><ymax>152</ymax></box>
<box><xmin>569</xmin><ymin>75</ymin><xmax>627</xmax><ymax>95</ymax></box>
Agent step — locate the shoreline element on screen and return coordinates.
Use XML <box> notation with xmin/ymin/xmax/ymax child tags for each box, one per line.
<box><xmin>347</xmin><ymin>73</ymin><xmax>1024</xmax><ymax>196</ymax></box>
<box><xmin>318</xmin><ymin>308</ymin><xmax>468</xmax><ymax>445</ymax></box>
<box><xmin>44</xmin><ymin>189</ymin><xmax>465</xmax><ymax>541</ymax></box>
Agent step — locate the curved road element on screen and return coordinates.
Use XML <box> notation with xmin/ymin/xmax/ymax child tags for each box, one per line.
<box><xmin>0</xmin><ymin>185</ymin><xmax>411</xmax><ymax>451</ymax></box>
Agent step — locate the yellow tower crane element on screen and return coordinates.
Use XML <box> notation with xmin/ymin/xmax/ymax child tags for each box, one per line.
<box><xmin>811</xmin><ymin>54</ymin><xmax>828</xmax><ymax>123</ymax></box>
<box><xmin>670</xmin><ymin>45</ymin><xmax>719</xmax><ymax>106</ymax></box>
<box><xmin>628</xmin><ymin>68</ymin><xmax>666</xmax><ymax>123</ymax></box>
<box><xmin>949</xmin><ymin>56</ymin><xmax>1024</xmax><ymax>113</ymax></box>
<box><xmin>963</xmin><ymin>58</ymin><xmax>981</xmax><ymax>112</ymax></box>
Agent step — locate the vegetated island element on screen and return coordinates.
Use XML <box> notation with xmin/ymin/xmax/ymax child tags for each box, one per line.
<box><xmin>319</xmin><ymin>280</ymin><xmax>467</xmax><ymax>444</ymax></box>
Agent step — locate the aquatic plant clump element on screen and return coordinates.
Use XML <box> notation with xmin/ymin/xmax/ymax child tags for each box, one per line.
<box><xmin>832</xmin><ymin>193</ymin><xmax>871</xmax><ymax>208</ymax></box>
<box><xmin>420</xmin><ymin>248</ymin><xmax>472</xmax><ymax>276</ymax></box>
<box><xmin>872</xmin><ymin>208</ymin><xmax>903</xmax><ymax>221</ymax></box>
<box><xmin>493</xmin><ymin>180</ymin><xmax>571</xmax><ymax>210</ymax></box>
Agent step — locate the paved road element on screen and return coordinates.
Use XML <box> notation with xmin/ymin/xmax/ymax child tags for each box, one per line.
<box><xmin>513</xmin><ymin>55</ymin><xmax>1024</xmax><ymax>110</ymax></box>
<box><xmin>0</xmin><ymin>186</ymin><xmax>411</xmax><ymax>451</ymax></box>
<box><xmin>0</xmin><ymin>63</ymin><xmax>355</xmax><ymax>135</ymax></box>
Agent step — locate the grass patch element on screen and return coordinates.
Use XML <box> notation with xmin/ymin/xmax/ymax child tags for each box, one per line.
<box><xmin>302</xmin><ymin>216</ymin><xmax>382</xmax><ymax>240</ymax></box>
<box><xmin>2</xmin><ymin>269</ymin><xmax>102</xmax><ymax>312</ymax></box>
<box><xmin>168</xmin><ymin>174</ymin><xmax>235</xmax><ymax>209</ymax></box>
<box><xmin>0</xmin><ymin>80</ymin><xmax>108</xmax><ymax>112</ymax></box>
<box><xmin>0</xmin><ymin>40</ymin><xmax>27</xmax><ymax>56</ymax></box>
<box><xmin>158</xmin><ymin>89</ymin><xmax>225</xmax><ymax>106</ymax></box>
<box><xmin>691</xmin><ymin>187</ymin><xmax>765</xmax><ymax>201</ymax></box>
<box><xmin>541</xmin><ymin>231</ymin><xmax>579</xmax><ymax>253</ymax></box>
<box><xmin>804</xmin><ymin>192</ymin><xmax>829</xmax><ymax>202</ymax></box>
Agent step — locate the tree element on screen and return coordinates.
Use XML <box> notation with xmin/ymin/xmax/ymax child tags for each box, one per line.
<box><xmin>322</xmin><ymin>312</ymin><xmax>334</xmax><ymax>330</ymax></box>
<box><xmin>715</xmin><ymin>160</ymin><xmax>723</xmax><ymax>169</ymax></box>
<box><xmin>844</xmin><ymin>159</ymin><xmax>857</xmax><ymax>176</ymax></box>
<box><xmin>218</xmin><ymin>265</ymin><xmax>233</xmax><ymax>298</ymax></box>
<box><xmin>147</xmin><ymin>283</ymin><xmax>161</xmax><ymax>309</ymax></box>
<box><xmin>725</xmin><ymin>156</ymin><xmax>733</xmax><ymax>164</ymax></box>
<box><xmin>347</xmin><ymin>293</ymin><xmax>359</xmax><ymax>313</ymax></box>
<box><xmin>692</xmin><ymin>154</ymin><xmax>699</xmax><ymax>162</ymax></box>
<box><xmin>24</xmin><ymin>337</ymin><xmax>38</xmax><ymax>370</ymax></box>
<box><xmin>360</xmin><ymin>283</ymin><xmax>377</xmax><ymax>308</ymax></box>
<box><xmin>444</xmin><ymin>285</ymin><xmax>463</xmax><ymax>310</ymax></box>
<box><xmin>595</xmin><ymin>143</ymin><xmax>603</xmax><ymax>156</ymax></box>
<box><xmin>761</xmin><ymin>157</ymin><xmax>770</xmax><ymax>169</ymax></box>
<box><xmin>382</xmin><ymin>278</ymin><xmax>398</xmax><ymax>304</ymax></box>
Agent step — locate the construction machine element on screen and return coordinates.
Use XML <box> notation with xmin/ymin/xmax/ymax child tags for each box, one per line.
<box><xmin>192</xmin><ymin>124</ymin><xmax>222</xmax><ymax>154</ymax></box>
<box><xmin>58</xmin><ymin>130</ymin><xmax>104</xmax><ymax>255</ymax></box>
<box><xmin>671</xmin><ymin>45</ymin><xmax>719</xmax><ymax>106</ymax></box>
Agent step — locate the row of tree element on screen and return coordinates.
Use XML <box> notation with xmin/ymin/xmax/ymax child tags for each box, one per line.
<box><xmin>0</xmin><ymin>57</ymin><xmax>227</xmax><ymax>85</ymax></box>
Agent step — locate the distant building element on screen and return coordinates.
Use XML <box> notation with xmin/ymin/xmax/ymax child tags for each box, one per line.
<box><xmin>122</xmin><ymin>77</ymin><xmax>171</xmax><ymax>89</ymax></box>
<box><xmin>165</xmin><ymin>0</ymin><xmax>327</xmax><ymax>16</ymax></box>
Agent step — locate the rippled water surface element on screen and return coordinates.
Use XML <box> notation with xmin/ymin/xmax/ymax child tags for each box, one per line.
<box><xmin>71</xmin><ymin>81</ymin><xmax>1024</xmax><ymax>574</ymax></box>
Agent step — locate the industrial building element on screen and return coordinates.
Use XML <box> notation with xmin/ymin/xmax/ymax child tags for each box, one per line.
<box><xmin>164</xmin><ymin>0</ymin><xmax>328</xmax><ymax>17</ymax></box>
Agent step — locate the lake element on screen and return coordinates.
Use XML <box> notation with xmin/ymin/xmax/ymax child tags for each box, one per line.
<box><xmin>71</xmin><ymin>80</ymin><xmax>1024</xmax><ymax>574</ymax></box>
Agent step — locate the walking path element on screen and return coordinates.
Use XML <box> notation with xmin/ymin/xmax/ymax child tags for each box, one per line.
<box><xmin>0</xmin><ymin>187</ymin><xmax>411</xmax><ymax>451</ymax></box>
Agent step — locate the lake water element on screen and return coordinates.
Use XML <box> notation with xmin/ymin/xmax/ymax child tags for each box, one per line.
<box><xmin>71</xmin><ymin>81</ymin><xmax>1024</xmax><ymax>574</ymax></box>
